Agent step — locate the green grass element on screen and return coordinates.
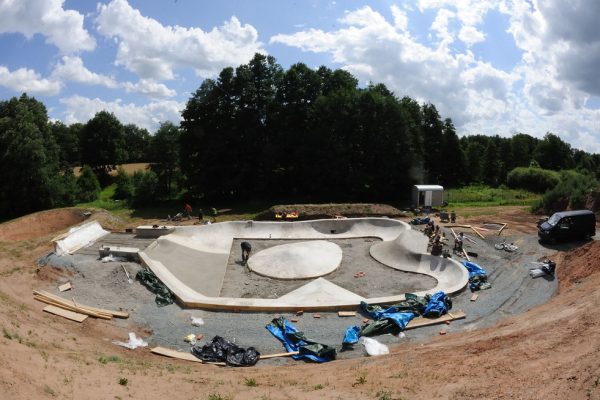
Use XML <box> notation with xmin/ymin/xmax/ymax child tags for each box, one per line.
<box><xmin>445</xmin><ymin>185</ymin><xmax>540</xmax><ymax>208</ymax></box>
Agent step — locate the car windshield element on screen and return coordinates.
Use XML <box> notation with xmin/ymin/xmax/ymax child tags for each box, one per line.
<box><xmin>547</xmin><ymin>214</ymin><xmax>561</xmax><ymax>226</ymax></box>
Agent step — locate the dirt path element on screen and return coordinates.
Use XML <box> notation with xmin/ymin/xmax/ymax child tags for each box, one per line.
<box><xmin>1</xmin><ymin>207</ymin><xmax>599</xmax><ymax>399</ymax></box>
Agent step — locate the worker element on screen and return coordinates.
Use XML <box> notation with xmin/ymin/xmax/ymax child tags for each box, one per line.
<box><xmin>241</xmin><ymin>241</ymin><xmax>252</xmax><ymax>265</ymax></box>
<box><xmin>184</xmin><ymin>203</ymin><xmax>193</xmax><ymax>220</ymax></box>
<box><xmin>430</xmin><ymin>237</ymin><xmax>443</xmax><ymax>256</ymax></box>
<box><xmin>454</xmin><ymin>232</ymin><xmax>464</xmax><ymax>253</ymax></box>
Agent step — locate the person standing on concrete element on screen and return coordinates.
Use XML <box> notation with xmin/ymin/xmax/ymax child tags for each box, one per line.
<box><xmin>241</xmin><ymin>241</ymin><xmax>252</xmax><ymax>265</ymax></box>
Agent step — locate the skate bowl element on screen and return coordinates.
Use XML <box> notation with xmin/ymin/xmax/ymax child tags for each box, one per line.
<box><xmin>138</xmin><ymin>218</ymin><xmax>469</xmax><ymax>311</ymax></box>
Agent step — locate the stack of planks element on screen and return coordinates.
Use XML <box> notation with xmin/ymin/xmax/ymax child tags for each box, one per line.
<box><xmin>34</xmin><ymin>289</ymin><xmax>129</xmax><ymax>322</ymax></box>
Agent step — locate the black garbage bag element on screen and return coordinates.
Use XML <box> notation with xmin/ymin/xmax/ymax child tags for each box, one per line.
<box><xmin>135</xmin><ymin>268</ymin><xmax>174</xmax><ymax>306</ymax></box>
<box><xmin>191</xmin><ymin>336</ymin><xmax>260</xmax><ymax>367</ymax></box>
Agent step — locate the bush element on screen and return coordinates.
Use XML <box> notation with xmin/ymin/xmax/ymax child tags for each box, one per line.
<box><xmin>506</xmin><ymin>167</ymin><xmax>560</xmax><ymax>193</ymax></box>
<box><xmin>540</xmin><ymin>170</ymin><xmax>598</xmax><ymax>213</ymax></box>
<box><xmin>114</xmin><ymin>167</ymin><xmax>133</xmax><ymax>200</ymax></box>
<box><xmin>76</xmin><ymin>165</ymin><xmax>101</xmax><ymax>202</ymax></box>
<box><xmin>132</xmin><ymin>170</ymin><xmax>159</xmax><ymax>206</ymax></box>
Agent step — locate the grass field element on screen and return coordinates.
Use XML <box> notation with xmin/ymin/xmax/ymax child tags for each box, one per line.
<box><xmin>445</xmin><ymin>185</ymin><xmax>540</xmax><ymax>208</ymax></box>
<box><xmin>73</xmin><ymin>163</ymin><xmax>149</xmax><ymax>177</ymax></box>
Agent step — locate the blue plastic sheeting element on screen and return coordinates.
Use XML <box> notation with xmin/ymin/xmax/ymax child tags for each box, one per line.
<box><xmin>360</xmin><ymin>302</ymin><xmax>417</xmax><ymax>330</ymax></box>
<box><xmin>265</xmin><ymin>318</ymin><xmax>333</xmax><ymax>363</ymax></box>
<box><xmin>342</xmin><ymin>325</ymin><xmax>361</xmax><ymax>345</ymax></box>
<box><xmin>423</xmin><ymin>291</ymin><xmax>448</xmax><ymax>318</ymax></box>
<box><xmin>410</xmin><ymin>217</ymin><xmax>430</xmax><ymax>225</ymax></box>
<box><xmin>461</xmin><ymin>261</ymin><xmax>487</xmax><ymax>278</ymax></box>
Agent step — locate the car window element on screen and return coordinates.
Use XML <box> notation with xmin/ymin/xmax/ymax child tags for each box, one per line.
<box><xmin>547</xmin><ymin>214</ymin><xmax>561</xmax><ymax>226</ymax></box>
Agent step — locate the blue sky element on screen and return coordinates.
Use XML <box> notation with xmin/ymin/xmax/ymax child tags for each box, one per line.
<box><xmin>1</xmin><ymin>0</ymin><xmax>599</xmax><ymax>152</ymax></box>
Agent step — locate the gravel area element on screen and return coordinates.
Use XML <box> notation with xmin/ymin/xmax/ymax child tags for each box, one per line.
<box><xmin>38</xmin><ymin>227</ymin><xmax>560</xmax><ymax>363</ymax></box>
<box><xmin>220</xmin><ymin>238</ymin><xmax>436</xmax><ymax>298</ymax></box>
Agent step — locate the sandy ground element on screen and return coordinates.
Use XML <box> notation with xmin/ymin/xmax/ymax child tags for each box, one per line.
<box><xmin>1</xmin><ymin>207</ymin><xmax>600</xmax><ymax>399</ymax></box>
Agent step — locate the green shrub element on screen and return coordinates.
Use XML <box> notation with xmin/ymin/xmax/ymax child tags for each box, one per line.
<box><xmin>114</xmin><ymin>167</ymin><xmax>133</xmax><ymax>200</ymax></box>
<box><xmin>132</xmin><ymin>170</ymin><xmax>159</xmax><ymax>206</ymax></box>
<box><xmin>540</xmin><ymin>170</ymin><xmax>597</xmax><ymax>213</ymax></box>
<box><xmin>506</xmin><ymin>167</ymin><xmax>560</xmax><ymax>193</ymax></box>
<box><xmin>76</xmin><ymin>165</ymin><xmax>101</xmax><ymax>202</ymax></box>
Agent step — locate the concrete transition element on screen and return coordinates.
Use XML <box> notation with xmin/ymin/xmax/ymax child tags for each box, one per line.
<box><xmin>138</xmin><ymin>218</ymin><xmax>469</xmax><ymax>311</ymax></box>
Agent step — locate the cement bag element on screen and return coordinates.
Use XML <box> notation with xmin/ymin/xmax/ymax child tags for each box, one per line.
<box><xmin>361</xmin><ymin>337</ymin><xmax>389</xmax><ymax>356</ymax></box>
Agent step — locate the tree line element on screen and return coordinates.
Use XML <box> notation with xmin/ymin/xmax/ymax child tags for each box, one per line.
<box><xmin>1</xmin><ymin>53</ymin><xmax>599</xmax><ymax>219</ymax></box>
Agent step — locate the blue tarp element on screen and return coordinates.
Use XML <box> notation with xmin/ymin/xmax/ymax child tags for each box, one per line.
<box><xmin>461</xmin><ymin>261</ymin><xmax>487</xmax><ymax>279</ymax></box>
<box><xmin>265</xmin><ymin>318</ymin><xmax>335</xmax><ymax>363</ymax></box>
<box><xmin>410</xmin><ymin>217</ymin><xmax>430</xmax><ymax>225</ymax></box>
<box><xmin>423</xmin><ymin>291</ymin><xmax>449</xmax><ymax>318</ymax></box>
<box><xmin>342</xmin><ymin>326</ymin><xmax>360</xmax><ymax>346</ymax></box>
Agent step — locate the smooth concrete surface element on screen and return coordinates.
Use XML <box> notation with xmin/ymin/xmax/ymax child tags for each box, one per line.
<box><xmin>248</xmin><ymin>240</ymin><xmax>342</xmax><ymax>279</ymax></box>
<box><xmin>138</xmin><ymin>218</ymin><xmax>469</xmax><ymax>310</ymax></box>
<box><xmin>135</xmin><ymin>226</ymin><xmax>175</xmax><ymax>238</ymax></box>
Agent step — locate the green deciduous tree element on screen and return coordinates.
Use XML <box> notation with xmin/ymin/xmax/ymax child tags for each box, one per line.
<box><xmin>150</xmin><ymin>121</ymin><xmax>180</xmax><ymax>196</ymax></box>
<box><xmin>76</xmin><ymin>165</ymin><xmax>101</xmax><ymax>202</ymax></box>
<box><xmin>0</xmin><ymin>94</ymin><xmax>67</xmax><ymax>217</ymax></box>
<box><xmin>80</xmin><ymin>111</ymin><xmax>127</xmax><ymax>182</ymax></box>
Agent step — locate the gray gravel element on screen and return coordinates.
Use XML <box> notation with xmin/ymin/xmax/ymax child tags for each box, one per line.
<box><xmin>38</xmin><ymin>228</ymin><xmax>563</xmax><ymax>363</ymax></box>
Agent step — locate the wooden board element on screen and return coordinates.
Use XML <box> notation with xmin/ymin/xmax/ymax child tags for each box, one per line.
<box><xmin>34</xmin><ymin>295</ymin><xmax>110</xmax><ymax>319</ymax></box>
<box><xmin>469</xmin><ymin>226</ymin><xmax>486</xmax><ymax>240</ymax></box>
<box><xmin>259</xmin><ymin>351</ymin><xmax>299</xmax><ymax>360</ymax></box>
<box><xmin>498</xmin><ymin>223</ymin><xmax>508</xmax><ymax>236</ymax></box>
<box><xmin>338</xmin><ymin>311</ymin><xmax>356</xmax><ymax>317</ymax></box>
<box><xmin>470</xmin><ymin>294</ymin><xmax>479</xmax><ymax>302</ymax></box>
<box><xmin>43</xmin><ymin>305</ymin><xmax>88</xmax><ymax>322</ymax></box>
<box><xmin>405</xmin><ymin>311</ymin><xmax>466</xmax><ymax>330</ymax></box>
<box><xmin>58</xmin><ymin>282</ymin><xmax>72</xmax><ymax>292</ymax></box>
<box><xmin>151</xmin><ymin>346</ymin><xmax>202</xmax><ymax>363</ymax></box>
<box><xmin>34</xmin><ymin>290</ymin><xmax>129</xmax><ymax>318</ymax></box>
<box><xmin>151</xmin><ymin>347</ymin><xmax>226</xmax><ymax>366</ymax></box>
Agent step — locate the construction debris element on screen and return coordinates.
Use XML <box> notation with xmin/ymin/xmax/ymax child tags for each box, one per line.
<box><xmin>34</xmin><ymin>289</ymin><xmax>129</xmax><ymax>319</ymax></box>
<box><xmin>112</xmin><ymin>332</ymin><xmax>148</xmax><ymax>350</ymax></box>
<box><xmin>43</xmin><ymin>305</ymin><xmax>87</xmax><ymax>322</ymax></box>
<box><xmin>338</xmin><ymin>311</ymin><xmax>356</xmax><ymax>317</ymax></box>
<box><xmin>58</xmin><ymin>282</ymin><xmax>72</xmax><ymax>292</ymax></box>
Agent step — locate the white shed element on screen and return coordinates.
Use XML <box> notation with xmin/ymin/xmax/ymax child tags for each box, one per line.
<box><xmin>412</xmin><ymin>185</ymin><xmax>444</xmax><ymax>208</ymax></box>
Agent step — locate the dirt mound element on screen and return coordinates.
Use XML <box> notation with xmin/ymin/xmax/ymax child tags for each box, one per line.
<box><xmin>557</xmin><ymin>239</ymin><xmax>600</xmax><ymax>292</ymax></box>
<box><xmin>0</xmin><ymin>208</ymin><xmax>88</xmax><ymax>241</ymax></box>
<box><xmin>255</xmin><ymin>203</ymin><xmax>405</xmax><ymax>221</ymax></box>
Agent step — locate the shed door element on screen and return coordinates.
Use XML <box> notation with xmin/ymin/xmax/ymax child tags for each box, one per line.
<box><xmin>424</xmin><ymin>191</ymin><xmax>433</xmax><ymax>206</ymax></box>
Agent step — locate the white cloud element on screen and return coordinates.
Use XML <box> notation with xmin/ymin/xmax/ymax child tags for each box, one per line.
<box><xmin>458</xmin><ymin>26</ymin><xmax>485</xmax><ymax>46</ymax></box>
<box><xmin>271</xmin><ymin>2</ymin><xmax>600</xmax><ymax>151</ymax></box>
<box><xmin>51</xmin><ymin>56</ymin><xmax>118</xmax><ymax>88</ymax></box>
<box><xmin>123</xmin><ymin>79</ymin><xmax>176</xmax><ymax>98</ymax></box>
<box><xmin>0</xmin><ymin>65</ymin><xmax>60</xmax><ymax>95</ymax></box>
<box><xmin>95</xmin><ymin>0</ymin><xmax>264</xmax><ymax>80</ymax></box>
<box><xmin>0</xmin><ymin>0</ymin><xmax>95</xmax><ymax>53</ymax></box>
<box><xmin>60</xmin><ymin>95</ymin><xmax>183</xmax><ymax>132</ymax></box>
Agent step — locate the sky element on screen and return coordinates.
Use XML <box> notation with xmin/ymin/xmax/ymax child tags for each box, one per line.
<box><xmin>0</xmin><ymin>0</ymin><xmax>599</xmax><ymax>152</ymax></box>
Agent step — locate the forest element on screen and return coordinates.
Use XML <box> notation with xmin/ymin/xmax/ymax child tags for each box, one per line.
<box><xmin>1</xmin><ymin>54</ymin><xmax>598</xmax><ymax>219</ymax></box>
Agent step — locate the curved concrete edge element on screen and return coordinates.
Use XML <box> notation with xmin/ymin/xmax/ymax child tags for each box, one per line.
<box><xmin>138</xmin><ymin>217</ymin><xmax>470</xmax><ymax>311</ymax></box>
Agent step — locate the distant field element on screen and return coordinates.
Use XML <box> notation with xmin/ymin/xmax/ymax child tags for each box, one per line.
<box><xmin>73</xmin><ymin>163</ymin><xmax>149</xmax><ymax>176</ymax></box>
<box><xmin>446</xmin><ymin>185</ymin><xmax>540</xmax><ymax>207</ymax></box>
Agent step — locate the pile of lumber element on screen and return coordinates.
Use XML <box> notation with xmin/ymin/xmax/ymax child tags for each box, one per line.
<box><xmin>34</xmin><ymin>289</ymin><xmax>128</xmax><ymax>322</ymax></box>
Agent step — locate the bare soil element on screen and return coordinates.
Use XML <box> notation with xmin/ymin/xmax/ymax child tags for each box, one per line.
<box><xmin>1</xmin><ymin>206</ymin><xmax>599</xmax><ymax>399</ymax></box>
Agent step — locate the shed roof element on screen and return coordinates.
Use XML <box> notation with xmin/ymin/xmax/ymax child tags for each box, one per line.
<box><xmin>414</xmin><ymin>185</ymin><xmax>444</xmax><ymax>191</ymax></box>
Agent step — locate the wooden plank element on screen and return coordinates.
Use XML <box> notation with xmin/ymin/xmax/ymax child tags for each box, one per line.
<box><xmin>43</xmin><ymin>305</ymin><xmax>88</xmax><ymax>322</ymax></box>
<box><xmin>34</xmin><ymin>290</ymin><xmax>129</xmax><ymax>318</ymax></box>
<box><xmin>498</xmin><ymin>223</ymin><xmax>508</xmax><ymax>236</ymax></box>
<box><xmin>338</xmin><ymin>311</ymin><xmax>356</xmax><ymax>317</ymax></box>
<box><xmin>470</xmin><ymin>226</ymin><xmax>485</xmax><ymax>240</ymax></box>
<box><xmin>470</xmin><ymin>294</ymin><xmax>479</xmax><ymax>302</ymax></box>
<box><xmin>151</xmin><ymin>347</ymin><xmax>226</xmax><ymax>366</ymax></box>
<box><xmin>34</xmin><ymin>295</ymin><xmax>108</xmax><ymax>319</ymax></box>
<box><xmin>151</xmin><ymin>346</ymin><xmax>202</xmax><ymax>363</ymax></box>
<box><xmin>405</xmin><ymin>311</ymin><xmax>466</xmax><ymax>330</ymax></box>
<box><xmin>259</xmin><ymin>351</ymin><xmax>299</xmax><ymax>360</ymax></box>
<box><xmin>58</xmin><ymin>282</ymin><xmax>72</xmax><ymax>292</ymax></box>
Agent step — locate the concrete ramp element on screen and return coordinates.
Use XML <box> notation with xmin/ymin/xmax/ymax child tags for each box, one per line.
<box><xmin>139</xmin><ymin>218</ymin><xmax>469</xmax><ymax>311</ymax></box>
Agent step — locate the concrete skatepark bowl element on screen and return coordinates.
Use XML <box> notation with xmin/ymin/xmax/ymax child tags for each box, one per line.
<box><xmin>138</xmin><ymin>218</ymin><xmax>469</xmax><ymax>311</ymax></box>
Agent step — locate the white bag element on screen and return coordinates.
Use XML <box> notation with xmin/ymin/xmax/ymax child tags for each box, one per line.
<box><xmin>361</xmin><ymin>337</ymin><xmax>389</xmax><ymax>356</ymax></box>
